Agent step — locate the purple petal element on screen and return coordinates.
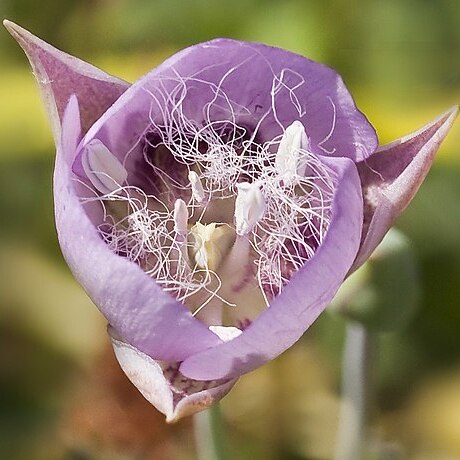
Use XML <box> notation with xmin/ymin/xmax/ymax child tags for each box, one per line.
<box><xmin>56</xmin><ymin>96</ymin><xmax>222</xmax><ymax>361</ymax></box>
<box><xmin>111</xmin><ymin>336</ymin><xmax>237</xmax><ymax>423</ymax></box>
<box><xmin>82</xmin><ymin>39</ymin><xmax>377</xmax><ymax>164</ymax></box>
<box><xmin>179</xmin><ymin>155</ymin><xmax>363</xmax><ymax>381</ymax></box>
<box><xmin>352</xmin><ymin>106</ymin><xmax>459</xmax><ymax>272</ymax></box>
<box><xmin>3</xmin><ymin>20</ymin><xmax>129</xmax><ymax>139</ymax></box>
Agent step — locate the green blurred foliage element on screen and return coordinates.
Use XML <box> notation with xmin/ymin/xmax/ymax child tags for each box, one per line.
<box><xmin>0</xmin><ymin>0</ymin><xmax>459</xmax><ymax>459</ymax></box>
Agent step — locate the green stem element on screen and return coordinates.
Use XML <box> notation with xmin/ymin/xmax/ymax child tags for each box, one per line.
<box><xmin>194</xmin><ymin>404</ymin><xmax>229</xmax><ymax>460</ymax></box>
<box><xmin>334</xmin><ymin>321</ymin><xmax>373</xmax><ymax>460</ymax></box>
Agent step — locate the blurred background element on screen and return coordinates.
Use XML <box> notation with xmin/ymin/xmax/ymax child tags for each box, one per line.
<box><xmin>1</xmin><ymin>0</ymin><xmax>460</xmax><ymax>459</ymax></box>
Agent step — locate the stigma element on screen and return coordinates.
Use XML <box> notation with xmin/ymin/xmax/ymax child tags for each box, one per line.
<box><xmin>190</xmin><ymin>222</ymin><xmax>235</xmax><ymax>271</ymax></box>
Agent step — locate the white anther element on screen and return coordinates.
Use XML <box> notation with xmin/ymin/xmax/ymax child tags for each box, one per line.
<box><xmin>234</xmin><ymin>182</ymin><xmax>266</xmax><ymax>236</ymax></box>
<box><xmin>209</xmin><ymin>325</ymin><xmax>243</xmax><ymax>341</ymax></box>
<box><xmin>173</xmin><ymin>199</ymin><xmax>188</xmax><ymax>235</ymax></box>
<box><xmin>275</xmin><ymin>120</ymin><xmax>310</xmax><ymax>182</ymax></box>
<box><xmin>188</xmin><ymin>171</ymin><xmax>206</xmax><ymax>203</ymax></box>
<box><xmin>82</xmin><ymin>139</ymin><xmax>128</xmax><ymax>194</ymax></box>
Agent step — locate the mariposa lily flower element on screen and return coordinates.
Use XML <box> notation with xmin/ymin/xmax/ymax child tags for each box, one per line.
<box><xmin>5</xmin><ymin>20</ymin><xmax>457</xmax><ymax>422</ymax></box>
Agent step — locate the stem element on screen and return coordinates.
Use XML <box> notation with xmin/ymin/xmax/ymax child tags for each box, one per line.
<box><xmin>194</xmin><ymin>404</ymin><xmax>229</xmax><ymax>460</ymax></box>
<box><xmin>334</xmin><ymin>321</ymin><xmax>373</xmax><ymax>460</ymax></box>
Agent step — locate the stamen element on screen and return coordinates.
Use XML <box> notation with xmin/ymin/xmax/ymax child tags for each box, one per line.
<box><xmin>275</xmin><ymin>120</ymin><xmax>309</xmax><ymax>183</ymax></box>
<box><xmin>173</xmin><ymin>198</ymin><xmax>188</xmax><ymax>235</ymax></box>
<box><xmin>234</xmin><ymin>182</ymin><xmax>266</xmax><ymax>236</ymax></box>
<box><xmin>83</xmin><ymin>72</ymin><xmax>337</xmax><ymax>321</ymax></box>
<box><xmin>82</xmin><ymin>139</ymin><xmax>128</xmax><ymax>194</ymax></box>
<box><xmin>188</xmin><ymin>171</ymin><xmax>206</xmax><ymax>203</ymax></box>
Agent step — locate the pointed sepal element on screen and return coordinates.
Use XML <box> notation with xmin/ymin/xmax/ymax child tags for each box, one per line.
<box><xmin>111</xmin><ymin>337</ymin><xmax>238</xmax><ymax>423</ymax></box>
<box><xmin>3</xmin><ymin>20</ymin><xmax>129</xmax><ymax>140</ymax></box>
<box><xmin>352</xmin><ymin>106</ymin><xmax>459</xmax><ymax>271</ymax></box>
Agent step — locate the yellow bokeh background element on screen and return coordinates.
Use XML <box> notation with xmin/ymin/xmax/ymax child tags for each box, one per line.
<box><xmin>1</xmin><ymin>1</ymin><xmax>459</xmax><ymax>459</ymax></box>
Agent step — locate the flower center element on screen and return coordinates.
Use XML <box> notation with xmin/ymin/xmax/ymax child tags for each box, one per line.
<box><xmin>79</xmin><ymin>98</ymin><xmax>337</xmax><ymax>327</ymax></box>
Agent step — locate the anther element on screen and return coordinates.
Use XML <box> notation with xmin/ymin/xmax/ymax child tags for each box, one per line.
<box><xmin>275</xmin><ymin>120</ymin><xmax>310</xmax><ymax>182</ymax></box>
<box><xmin>82</xmin><ymin>139</ymin><xmax>128</xmax><ymax>194</ymax></box>
<box><xmin>173</xmin><ymin>199</ymin><xmax>188</xmax><ymax>235</ymax></box>
<box><xmin>188</xmin><ymin>170</ymin><xmax>206</xmax><ymax>203</ymax></box>
<box><xmin>234</xmin><ymin>182</ymin><xmax>266</xmax><ymax>236</ymax></box>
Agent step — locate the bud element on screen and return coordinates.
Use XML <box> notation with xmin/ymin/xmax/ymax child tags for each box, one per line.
<box><xmin>330</xmin><ymin>228</ymin><xmax>420</xmax><ymax>332</ymax></box>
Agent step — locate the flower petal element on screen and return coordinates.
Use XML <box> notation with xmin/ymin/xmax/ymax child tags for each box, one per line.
<box><xmin>179</xmin><ymin>156</ymin><xmax>363</xmax><ymax>381</ymax></box>
<box><xmin>82</xmin><ymin>38</ymin><xmax>377</xmax><ymax>164</ymax></box>
<box><xmin>352</xmin><ymin>106</ymin><xmax>459</xmax><ymax>271</ymax></box>
<box><xmin>3</xmin><ymin>20</ymin><xmax>129</xmax><ymax>140</ymax></box>
<box><xmin>111</xmin><ymin>337</ymin><xmax>237</xmax><ymax>423</ymax></box>
<box><xmin>56</xmin><ymin>96</ymin><xmax>222</xmax><ymax>361</ymax></box>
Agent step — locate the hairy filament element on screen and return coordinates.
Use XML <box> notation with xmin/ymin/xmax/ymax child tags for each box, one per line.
<box><xmin>79</xmin><ymin>69</ymin><xmax>338</xmax><ymax>320</ymax></box>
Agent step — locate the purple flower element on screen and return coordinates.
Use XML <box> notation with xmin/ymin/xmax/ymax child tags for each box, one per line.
<box><xmin>5</xmin><ymin>20</ymin><xmax>457</xmax><ymax>422</ymax></box>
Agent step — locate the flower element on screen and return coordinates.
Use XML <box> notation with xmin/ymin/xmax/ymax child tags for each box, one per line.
<box><xmin>5</xmin><ymin>20</ymin><xmax>457</xmax><ymax>422</ymax></box>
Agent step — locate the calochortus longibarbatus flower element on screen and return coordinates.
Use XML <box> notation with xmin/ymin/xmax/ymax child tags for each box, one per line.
<box><xmin>5</xmin><ymin>20</ymin><xmax>457</xmax><ymax>422</ymax></box>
